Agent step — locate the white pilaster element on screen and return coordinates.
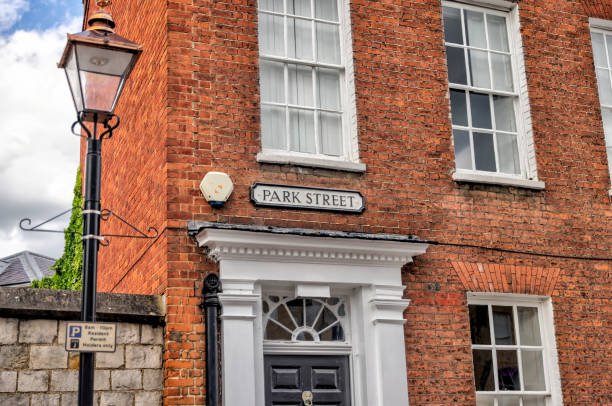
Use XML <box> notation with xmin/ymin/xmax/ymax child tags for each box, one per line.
<box><xmin>362</xmin><ymin>285</ymin><xmax>411</xmax><ymax>406</ymax></box>
<box><xmin>218</xmin><ymin>290</ymin><xmax>261</xmax><ymax>406</ymax></box>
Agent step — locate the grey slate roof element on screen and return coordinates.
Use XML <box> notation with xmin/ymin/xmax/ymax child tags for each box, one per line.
<box><xmin>0</xmin><ymin>251</ymin><xmax>56</xmax><ymax>287</ymax></box>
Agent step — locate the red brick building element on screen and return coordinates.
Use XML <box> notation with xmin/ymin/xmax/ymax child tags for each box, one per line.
<box><xmin>85</xmin><ymin>0</ymin><xmax>611</xmax><ymax>404</ymax></box>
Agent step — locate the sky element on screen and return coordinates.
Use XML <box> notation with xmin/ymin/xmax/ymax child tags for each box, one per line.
<box><xmin>0</xmin><ymin>0</ymin><xmax>83</xmax><ymax>259</ymax></box>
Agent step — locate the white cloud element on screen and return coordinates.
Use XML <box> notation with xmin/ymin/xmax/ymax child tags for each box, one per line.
<box><xmin>0</xmin><ymin>0</ymin><xmax>29</xmax><ymax>32</ymax></box>
<box><xmin>0</xmin><ymin>16</ymin><xmax>81</xmax><ymax>258</ymax></box>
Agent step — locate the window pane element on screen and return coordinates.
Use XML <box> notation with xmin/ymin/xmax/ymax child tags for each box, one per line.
<box><xmin>450</xmin><ymin>89</ymin><xmax>468</xmax><ymax>126</ymax></box>
<box><xmin>607</xmin><ymin>34</ymin><xmax>612</xmax><ymax>67</ymax></box>
<box><xmin>305</xmin><ymin>299</ymin><xmax>323</xmax><ymax>326</ymax></box>
<box><xmin>288</xmin><ymin>18</ymin><xmax>313</xmax><ymax>60</ymax></box>
<box><xmin>315</xmin><ymin>0</ymin><xmax>338</xmax><ymax>21</ymax></box>
<box><xmin>493</xmin><ymin>95</ymin><xmax>516</xmax><ymax>132</ymax></box>
<box><xmin>491</xmin><ymin>53</ymin><xmax>513</xmax><ymax>92</ymax></box>
<box><xmin>474</xmin><ymin>132</ymin><xmax>496</xmax><ymax>172</ymax></box>
<box><xmin>522</xmin><ymin>350</ymin><xmax>546</xmax><ymax>391</ymax></box>
<box><xmin>487</xmin><ymin>14</ymin><xmax>509</xmax><ymax>52</ymax></box>
<box><xmin>476</xmin><ymin>398</ymin><xmax>494</xmax><ymax>406</ymax></box>
<box><xmin>603</xmin><ymin>108</ymin><xmax>612</xmax><ymax>141</ymax></box>
<box><xmin>591</xmin><ymin>32</ymin><xmax>607</xmax><ymax>67</ymax></box>
<box><xmin>498</xmin><ymin>397</ymin><xmax>520</xmax><ymax>406</ymax></box>
<box><xmin>289</xmin><ymin>64</ymin><xmax>314</xmax><ymax>106</ymax></box>
<box><xmin>318</xmin><ymin>67</ymin><xmax>341</xmax><ymax>110</ymax></box>
<box><xmin>259</xmin><ymin>13</ymin><xmax>285</xmax><ymax>56</ymax></box>
<box><xmin>320</xmin><ymin>112</ymin><xmax>343</xmax><ymax>156</ymax></box>
<box><xmin>443</xmin><ymin>6</ymin><xmax>463</xmax><ymax>45</ymax></box>
<box><xmin>469</xmin><ymin>305</ymin><xmax>491</xmax><ymax>344</ymax></box>
<box><xmin>472</xmin><ymin>350</ymin><xmax>495</xmax><ymax>391</ymax></box>
<box><xmin>453</xmin><ymin>130</ymin><xmax>472</xmax><ymax>170</ymax></box>
<box><xmin>518</xmin><ymin>307</ymin><xmax>541</xmax><ymax>346</ymax></box>
<box><xmin>497</xmin><ymin>350</ymin><xmax>520</xmax><ymax>391</ymax></box>
<box><xmin>469</xmin><ymin>49</ymin><xmax>491</xmax><ymax>88</ymax></box>
<box><xmin>260</xmin><ymin>60</ymin><xmax>285</xmax><ymax>103</ymax></box>
<box><xmin>446</xmin><ymin>46</ymin><xmax>468</xmax><ymax>85</ymax></box>
<box><xmin>259</xmin><ymin>0</ymin><xmax>283</xmax><ymax>12</ymax></box>
<box><xmin>496</xmin><ymin>133</ymin><xmax>520</xmax><ymax>175</ymax></box>
<box><xmin>261</xmin><ymin>105</ymin><xmax>286</xmax><ymax>149</ymax></box>
<box><xmin>286</xmin><ymin>299</ymin><xmax>304</xmax><ymax>327</ymax></box>
<box><xmin>288</xmin><ymin>0</ymin><xmax>311</xmax><ymax>17</ymax></box>
<box><xmin>290</xmin><ymin>108</ymin><xmax>315</xmax><ymax>153</ymax></box>
<box><xmin>465</xmin><ymin>10</ymin><xmax>486</xmax><ymax>48</ymax></box>
<box><xmin>265</xmin><ymin>321</ymin><xmax>292</xmax><ymax>340</ymax></box>
<box><xmin>493</xmin><ymin>306</ymin><xmax>515</xmax><ymax>345</ymax></box>
<box><xmin>315</xmin><ymin>307</ymin><xmax>342</xmax><ymax>340</ymax></box>
<box><xmin>316</xmin><ymin>22</ymin><xmax>341</xmax><ymax>64</ymax></box>
<box><xmin>596</xmin><ymin>68</ymin><xmax>612</xmax><ymax>105</ymax></box>
<box><xmin>522</xmin><ymin>397</ymin><xmax>546</xmax><ymax>406</ymax></box>
<box><xmin>269</xmin><ymin>305</ymin><xmax>294</xmax><ymax>331</ymax></box>
<box><xmin>470</xmin><ymin>92</ymin><xmax>492</xmax><ymax>129</ymax></box>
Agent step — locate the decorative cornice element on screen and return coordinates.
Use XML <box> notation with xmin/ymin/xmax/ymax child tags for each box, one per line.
<box><xmin>196</xmin><ymin>228</ymin><xmax>429</xmax><ymax>267</ymax></box>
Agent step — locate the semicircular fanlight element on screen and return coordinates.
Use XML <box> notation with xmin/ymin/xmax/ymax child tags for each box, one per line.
<box><xmin>263</xmin><ymin>296</ymin><xmax>347</xmax><ymax>342</ymax></box>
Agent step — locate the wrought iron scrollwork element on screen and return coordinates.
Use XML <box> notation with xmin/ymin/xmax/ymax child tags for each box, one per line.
<box><xmin>100</xmin><ymin>209</ymin><xmax>158</xmax><ymax>240</ymax></box>
<box><xmin>71</xmin><ymin>112</ymin><xmax>120</xmax><ymax>140</ymax></box>
<box><xmin>19</xmin><ymin>206</ymin><xmax>157</xmax><ymax>244</ymax></box>
<box><xmin>19</xmin><ymin>207</ymin><xmax>82</xmax><ymax>235</ymax></box>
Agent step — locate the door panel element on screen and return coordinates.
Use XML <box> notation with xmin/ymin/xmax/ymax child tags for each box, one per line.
<box><xmin>265</xmin><ymin>355</ymin><xmax>351</xmax><ymax>406</ymax></box>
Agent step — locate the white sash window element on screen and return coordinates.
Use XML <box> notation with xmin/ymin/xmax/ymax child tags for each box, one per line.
<box><xmin>443</xmin><ymin>1</ymin><xmax>544</xmax><ymax>189</ymax></box>
<box><xmin>590</xmin><ymin>20</ymin><xmax>612</xmax><ymax>195</ymax></box>
<box><xmin>257</xmin><ymin>0</ymin><xmax>364</xmax><ymax>172</ymax></box>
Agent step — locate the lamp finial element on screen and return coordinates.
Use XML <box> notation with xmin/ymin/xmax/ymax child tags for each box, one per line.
<box><xmin>87</xmin><ymin>2</ymin><xmax>116</xmax><ymax>33</ymax></box>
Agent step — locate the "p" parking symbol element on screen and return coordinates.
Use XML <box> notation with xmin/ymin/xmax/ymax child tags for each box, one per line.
<box><xmin>69</xmin><ymin>326</ymin><xmax>82</xmax><ymax>338</ymax></box>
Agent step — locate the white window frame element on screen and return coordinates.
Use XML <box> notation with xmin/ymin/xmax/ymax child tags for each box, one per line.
<box><xmin>467</xmin><ymin>292</ymin><xmax>563</xmax><ymax>406</ymax></box>
<box><xmin>443</xmin><ymin>0</ymin><xmax>544</xmax><ymax>190</ymax></box>
<box><xmin>194</xmin><ymin>228</ymin><xmax>429</xmax><ymax>406</ymax></box>
<box><xmin>256</xmin><ymin>0</ymin><xmax>365</xmax><ymax>173</ymax></box>
<box><xmin>589</xmin><ymin>18</ymin><xmax>612</xmax><ymax>196</ymax></box>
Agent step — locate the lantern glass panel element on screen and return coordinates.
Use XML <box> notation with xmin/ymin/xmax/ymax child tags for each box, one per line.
<box><xmin>79</xmin><ymin>70</ymin><xmax>123</xmax><ymax>112</ymax></box>
<box><xmin>75</xmin><ymin>44</ymin><xmax>134</xmax><ymax>76</ymax></box>
<box><xmin>64</xmin><ymin>46</ymin><xmax>83</xmax><ymax>112</ymax></box>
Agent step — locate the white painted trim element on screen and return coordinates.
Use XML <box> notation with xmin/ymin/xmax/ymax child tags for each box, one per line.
<box><xmin>256</xmin><ymin>151</ymin><xmax>366</xmax><ymax>172</ymax></box>
<box><xmin>197</xmin><ymin>228</ymin><xmax>429</xmax><ymax>406</ymax></box>
<box><xmin>445</xmin><ymin>0</ymin><xmax>515</xmax><ymax>11</ymax></box>
<box><xmin>263</xmin><ymin>342</ymin><xmax>352</xmax><ymax>355</ymax></box>
<box><xmin>196</xmin><ymin>228</ymin><xmax>429</xmax><ymax>267</ymax></box>
<box><xmin>590</xmin><ymin>18</ymin><xmax>612</xmax><ymax>31</ymax></box>
<box><xmin>453</xmin><ymin>171</ymin><xmax>545</xmax><ymax>189</ymax></box>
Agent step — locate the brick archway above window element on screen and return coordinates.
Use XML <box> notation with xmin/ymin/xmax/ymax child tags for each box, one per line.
<box><xmin>581</xmin><ymin>1</ymin><xmax>612</xmax><ymax>19</ymax></box>
<box><xmin>451</xmin><ymin>262</ymin><xmax>561</xmax><ymax>296</ymax></box>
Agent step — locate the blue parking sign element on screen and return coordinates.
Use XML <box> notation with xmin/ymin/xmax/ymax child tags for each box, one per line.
<box><xmin>69</xmin><ymin>325</ymin><xmax>82</xmax><ymax>338</ymax></box>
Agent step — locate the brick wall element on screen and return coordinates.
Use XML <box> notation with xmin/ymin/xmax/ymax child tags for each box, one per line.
<box><xmin>88</xmin><ymin>0</ymin><xmax>612</xmax><ymax>404</ymax></box>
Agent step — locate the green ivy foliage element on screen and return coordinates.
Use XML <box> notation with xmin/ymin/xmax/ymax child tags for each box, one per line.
<box><xmin>32</xmin><ymin>167</ymin><xmax>83</xmax><ymax>290</ymax></box>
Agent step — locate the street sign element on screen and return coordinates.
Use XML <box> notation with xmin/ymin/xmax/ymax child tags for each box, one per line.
<box><xmin>251</xmin><ymin>183</ymin><xmax>365</xmax><ymax>213</ymax></box>
<box><xmin>65</xmin><ymin>321</ymin><xmax>117</xmax><ymax>353</ymax></box>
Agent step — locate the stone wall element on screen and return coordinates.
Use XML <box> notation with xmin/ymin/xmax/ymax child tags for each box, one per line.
<box><xmin>0</xmin><ymin>288</ymin><xmax>165</xmax><ymax>406</ymax></box>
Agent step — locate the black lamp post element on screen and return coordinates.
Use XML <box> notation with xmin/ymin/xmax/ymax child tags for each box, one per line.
<box><xmin>57</xmin><ymin>3</ymin><xmax>141</xmax><ymax>405</ymax></box>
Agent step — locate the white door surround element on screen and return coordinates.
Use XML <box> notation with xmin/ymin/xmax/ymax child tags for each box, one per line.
<box><xmin>193</xmin><ymin>224</ymin><xmax>429</xmax><ymax>406</ymax></box>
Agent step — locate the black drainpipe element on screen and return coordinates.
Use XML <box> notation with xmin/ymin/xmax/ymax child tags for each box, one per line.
<box><xmin>202</xmin><ymin>273</ymin><xmax>222</xmax><ymax>406</ymax></box>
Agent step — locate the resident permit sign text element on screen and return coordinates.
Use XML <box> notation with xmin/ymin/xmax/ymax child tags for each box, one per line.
<box><xmin>251</xmin><ymin>183</ymin><xmax>365</xmax><ymax>213</ymax></box>
<box><xmin>65</xmin><ymin>321</ymin><xmax>117</xmax><ymax>353</ymax></box>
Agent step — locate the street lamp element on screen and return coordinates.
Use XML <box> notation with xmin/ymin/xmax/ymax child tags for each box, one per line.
<box><xmin>57</xmin><ymin>3</ymin><xmax>142</xmax><ymax>406</ymax></box>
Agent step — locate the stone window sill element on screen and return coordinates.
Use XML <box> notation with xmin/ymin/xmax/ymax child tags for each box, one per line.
<box><xmin>256</xmin><ymin>152</ymin><xmax>366</xmax><ymax>173</ymax></box>
<box><xmin>453</xmin><ymin>172</ymin><xmax>545</xmax><ymax>190</ymax></box>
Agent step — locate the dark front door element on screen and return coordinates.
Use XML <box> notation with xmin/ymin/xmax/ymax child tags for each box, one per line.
<box><xmin>264</xmin><ymin>355</ymin><xmax>351</xmax><ymax>406</ymax></box>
